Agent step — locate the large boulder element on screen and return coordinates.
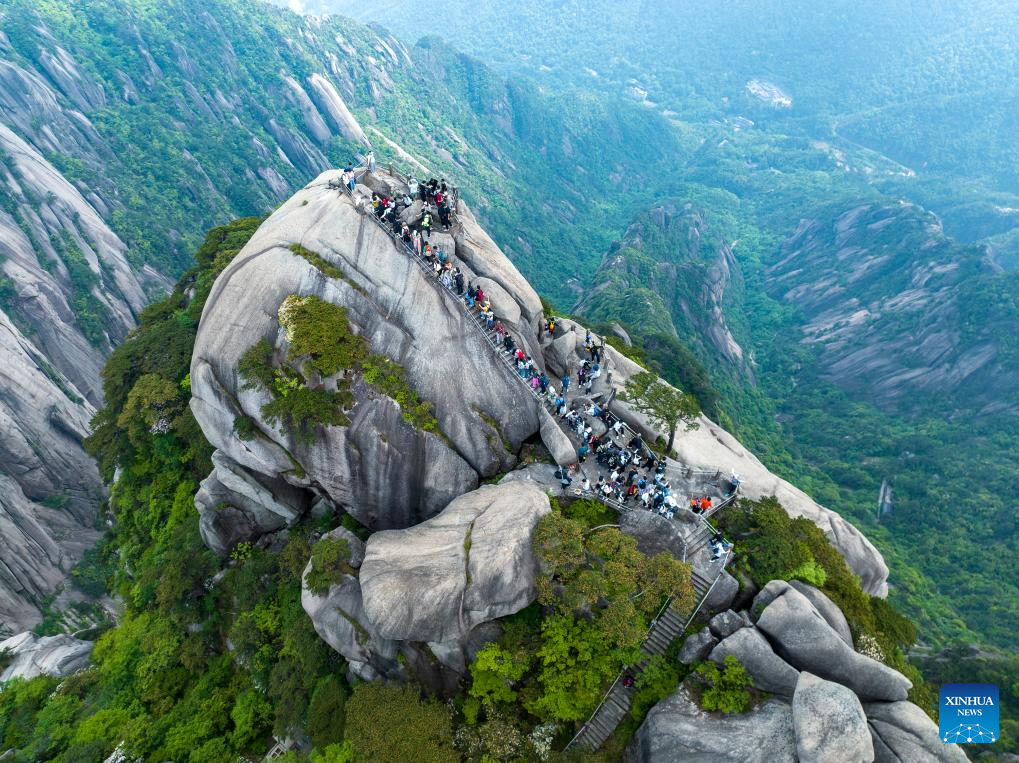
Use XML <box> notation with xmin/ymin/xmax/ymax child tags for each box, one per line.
<box><xmin>0</xmin><ymin>632</ymin><xmax>93</xmax><ymax>682</ymax></box>
<box><xmin>300</xmin><ymin>527</ymin><xmax>402</xmax><ymax>682</ymax></box>
<box><xmin>865</xmin><ymin>700</ymin><xmax>969</xmax><ymax>763</ymax></box>
<box><xmin>678</xmin><ymin>629</ymin><xmax>718</xmax><ymax>665</ymax></box>
<box><xmin>538</xmin><ymin>407</ymin><xmax>577</xmax><ymax>466</ymax></box>
<box><xmin>708</xmin><ymin>610</ymin><xmax>745</xmax><ymax>639</ymax></box>
<box><xmin>358</xmin><ymin>482</ymin><xmax>551</xmax><ymax>642</ymax></box>
<box><xmin>191</xmin><ymin>169</ymin><xmax>547</xmax><ymax>535</ymax></box>
<box><xmin>627</xmin><ymin>686</ymin><xmax>796</xmax><ymax>762</ymax></box>
<box><xmin>792</xmin><ymin>671</ymin><xmax>873</xmax><ymax>763</ymax></box>
<box><xmin>756</xmin><ymin>586</ymin><xmax>911</xmax><ymax>701</ymax></box>
<box><xmin>702</xmin><ymin>570</ymin><xmax>739</xmax><ymax>613</ymax></box>
<box><xmin>788</xmin><ymin>580</ymin><xmax>853</xmax><ymax>646</ymax></box>
<box><xmin>195</xmin><ymin>450</ymin><xmax>311</xmax><ymax>555</ymax></box>
<box><xmin>710</xmin><ymin>627</ymin><xmax>800</xmax><ymax>696</ymax></box>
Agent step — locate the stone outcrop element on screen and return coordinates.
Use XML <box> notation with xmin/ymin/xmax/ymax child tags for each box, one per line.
<box><xmin>787</xmin><ymin>580</ymin><xmax>853</xmax><ymax>646</ymax></box>
<box><xmin>359</xmin><ymin>482</ymin><xmax>550</xmax><ymax>642</ymax></box>
<box><xmin>0</xmin><ymin>631</ymin><xmax>93</xmax><ymax>682</ymax></box>
<box><xmin>708</xmin><ymin>610</ymin><xmax>745</xmax><ymax>639</ymax></box>
<box><xmin>194</xmin><ymin>450</ymin><xmax>311</xmax><ymax>555</ymax></box>
<box><xmin>754</xmin><ymin>585</ymin><xmax>911</xmax><ymax>702</ymax></box>
<box><xmin>791</xmin><ymin>671</ymin><xmax>873</xmax><ymax>763</ymax></box>
<box><xmin>633</xmin><ymin>578</ymin><xmax>960</xmax><ymax>761</ymax></box>
<box><xmin>710</xmin><ymin>626</ymin><xmax>800</xmax><ymax>695</ymax></box>
<box><xmin>628</xmin><ymin>686</ymin><xmax>797</xmax><ymax>763</ymax></box>
<box><xmin>190</xmin><ymin>169</ymin><xmax>550</xmax><ymax>535</ymax></box>
<box><xmin>767</xmin><ymin>202</ymin><xmax>1018</xmax><ymax>414</ymax></box>
<box><xmin>678</xmin><ymin>629</ymin><xmax>718</xmax><ymax>665</ymax></box>
<box><xmin>300</xmin><ymin>526</ymin><xmax>403</xmax><ymax>682</ymax></box>
<box><xmin>302</xmin><ymin>483</ymin><xmax>549</xmax><ymax>686</ymax></box>
<box><xmin>865</xmin><ymin>700</ymin><xmax>969</xmax><ymax>763</ymax></box>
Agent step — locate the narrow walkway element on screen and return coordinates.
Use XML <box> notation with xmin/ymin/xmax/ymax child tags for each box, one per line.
<box><xmin>565</xmin><ymin>549</ymin><xmax>734</xmax><ymax>752</ymax></box>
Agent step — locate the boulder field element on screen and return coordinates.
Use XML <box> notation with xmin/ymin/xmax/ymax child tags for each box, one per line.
<box><xmin>628</xmin><ymin>581</ymin><xmax>967</xmax><ymax>762</ymax></box>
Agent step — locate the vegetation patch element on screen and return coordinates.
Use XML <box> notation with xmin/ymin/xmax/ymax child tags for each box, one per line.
<box><xmin>361</xmin><ymin>354</ymin><xmax>441</xmax><ymax>434</ymax></box>
<box><xmin>462</xmin><ymin>504</ymin><xmax>696</xmax><ymax>750</ymax></box>
<box><xmin>305</xmin><ymin>536</ymin><xmax>354</xmax><ymax>596</ymax></box>
<box><xmin>691</xmin><ymin>655</ymin><xmax>753</xmax><ymax>714</ymax></box>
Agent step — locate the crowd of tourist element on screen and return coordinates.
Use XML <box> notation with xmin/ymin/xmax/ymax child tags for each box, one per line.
<box><xmin>335</xmin><ymin>160</ymin><xmax>733</xmax><ymax>561</ymax></box>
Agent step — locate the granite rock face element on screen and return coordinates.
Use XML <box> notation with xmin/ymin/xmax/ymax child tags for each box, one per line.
<box><xmin>628</xmin><ymin>686</ymin><xmax>797</xmax><ymax>763</ymax></box>
<box><xmin>755</xmin><ymin>585</ymin><xmax>911</xmax><ymax>702</ymax></box>
<box><xmin>791</xmin><ymin>671</ymin><xmax>873</xmax><ymax>763</ymax></box>
<box><xmin>358</xmin><ymin>482</ymin><xmax>551</xmax><ymax>642</ymax></box>
<box><xmin>190</xmin><ymin>170</ymin><xmax>548</xmax><ymax>533</ymax></box>
<box><xmin>594</xmin><ymin>343</ymin><xmax>890</xmax><ymax>596</ymax></box>
<box><xmin>865</xmin><ymin>700</ymin><xmax>969</xmax><ymax>763</ymax></box>
<box><xmin>194</xmin><ymin>450</ymin><xmax>311</xmax><ymax>555</ymax></box>
<box><xmin>710</xmin><ymin>626</ymin><xmax>800</xmax><ymax>696</ymax></box>
<box><xmin>0</xmin><ymin>632</ymin><xmax>93</xmax><ymax>682</ymax></box>
<box><xmin>0</xmin><ymin>121</ymin><xmax>158</xmax><ymax>635</ymax></box>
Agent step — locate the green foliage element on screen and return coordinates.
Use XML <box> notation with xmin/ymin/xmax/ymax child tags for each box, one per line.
<box><xmin>619</xmin><ymin>370</ymin><xmax>700</xmax><ymax>452</ymax></box>
<box><xmin>485</xmin><ymin>510</ymin><xmax>696</xmax><ymax>724</ymax></box>
<box><xmin>278</xmin><ymin>295</ymin><xmax>368</xmax><ymax>379</ymax></box>
<box><xmin>233</xmin><ymin>415</ymin><xmax>257</xmax><ymax>441</ymax></box>
<box><xmin>2</xmin><ymin>220</ymin><xmax>349</xmax><ymax>762</ymax></box>
<box><xmin>693</xmin><ymin>656</ymin><xmax>752</xmax><ymax>714</ymax></box>
<box><xmin>290</xmin><ymin>244</ymin><xmax>346</xmax><ymax>280</ymax></box>
<box><xmin>630</xmin><ymin>655</ymin><xmax>684</xmax><ymax>721</ymax></box>
<box><xmin>361</xmin><ymin>355</ymin><xmax>441</xmax><ymax>433</ymax></box>
<box><xmin>343</xmin><ymin>683</ymin><xmax>455</xmax><ymax>763</ymax></box>
<box><xmin>306</xmin><ymin>676</ymin><xmax>347</xmax><ymax>748</ymax></box>
<box><xmin>468</xmin><ymin>645</ymin><xmax>531</xmax><ymax>707</ymax></box>
<box><xmin>305</xmin><ymin>537</ymin><xmax>353</xmax><ymax>597</ymax></box>
<box><xmin>557</xmin><ymin>496</ymin><xmax>615</xmax><ymax>529</ymax></box>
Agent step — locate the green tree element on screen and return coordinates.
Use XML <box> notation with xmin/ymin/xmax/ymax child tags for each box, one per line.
<box><xmin>307</xmin><ymin>676</ymin><xmax>347</xmax><ymax>748</ymax></box>
<box><xmin>619</xmin><ymin>370</ymin><xmax>700</xmax><ymax>452</ymax></box>
<box><xmin>343</xmin><ymin>683</ymin><xmax>454</xmax><ymax>763</ymax></box>
<box><xmin>468</xmin><ymin>644</ymin><xmax>532</xmax><ymax>707</ymax></box>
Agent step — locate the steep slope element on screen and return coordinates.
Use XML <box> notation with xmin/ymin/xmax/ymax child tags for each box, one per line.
<box><xmin>0</xmin><ymin>121</ymin><xmax>159</xmax><ymax>635</ymax></box>
<box><xmin>576</xmin><ymin>202</ymin><xmax>751</xmax><ymax>377</ymax></box>
<box><xmin>0</xmin><ymin>180</ymin><xmax>919</xmax><ymax>763</ymax></box>
<box><xmin>578</xmin><ymin>193</ymin><xmax>1019</xmax><ymax>652</ymax></box>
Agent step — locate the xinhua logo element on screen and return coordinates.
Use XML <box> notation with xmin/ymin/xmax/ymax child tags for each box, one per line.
<box><xmin>940</xmin><ymin>683</ymin><xmax>999</xmax><ymax>744</ymax></box>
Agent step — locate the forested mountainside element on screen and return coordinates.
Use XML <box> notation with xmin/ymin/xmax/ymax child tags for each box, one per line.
<box><xmin>0</xmin><ymin>167</ymin><xmax>963</xmax><ymax>763</ymax></box>
<box><xmin>0</xmin><ymin>0</ymin><xmax>685</xmax><ymax>632</ymax></box>
<box><xmin>0</xmin><ymin>0</ymin><xmax>1016</xmax><ymax>758</ymax></box>
<box><xmin>314</xmin><ymin>0</ymin><xmax>1019</xmax><ymax>202</ymax></box>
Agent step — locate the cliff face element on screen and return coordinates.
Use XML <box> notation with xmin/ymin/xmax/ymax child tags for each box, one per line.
<box><xmin>768</xmin><ymin>201</ymin><xmax>1019</xmax><ymax>414</ymax></box>
<box><xmin>577</xmin><ymin>203</ymin><xmax>750</xmax><ymax>376</ymax></box>
<box><xmin>0</xmin><ymin>120</ymin><xmax>159</xmax><ymax>635</ymax></box>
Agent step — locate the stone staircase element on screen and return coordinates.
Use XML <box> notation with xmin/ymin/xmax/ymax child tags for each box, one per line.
<box><xmin>565</xmin><ymin>552</ymin><xmax>733</xmax><ymax>752</ymax></box>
